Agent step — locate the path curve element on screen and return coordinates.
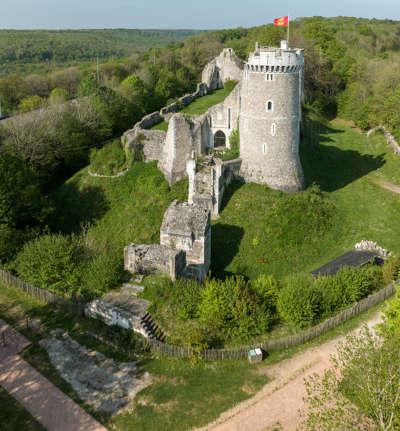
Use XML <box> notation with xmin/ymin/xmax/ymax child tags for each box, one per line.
<box><xmin>0</xmin><ymin>319</ymin><xmax>106</xmax><ymax>431</ymax></box>
<box><xmin>195</xmin><ymin>313</ymin><xmax>382</xmax><ymax>431</ymax></box>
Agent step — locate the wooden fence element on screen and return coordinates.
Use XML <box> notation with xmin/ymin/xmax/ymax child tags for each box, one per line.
<box><xmin>0</xmin><ymin>269</ymin><xmax>85</xmax><ymax>316</ymax></box>
<box><xmin>0</xmin><ymin>268</ymin><xmax>395</xmax><ymax>361</ymax></box>
<box><xmin>149</xmin><ymin>283</ymin><xmax>396</xmax><ymax>361</ymax></box>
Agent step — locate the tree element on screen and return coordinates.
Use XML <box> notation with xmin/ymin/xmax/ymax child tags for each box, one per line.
<box><xmin>300</xmin><ymin>328</ymin><xmax>400</xmax><ymax>431</ymax></box>
<box><xmin>48</xmin><ymin>88</ymin><xmax>68</xmax><ymax>105</ymax></box>
<box><xmin>0</xmin><ymin>153</ymin><xmax>43</xmax><ymax>228</ymax></box>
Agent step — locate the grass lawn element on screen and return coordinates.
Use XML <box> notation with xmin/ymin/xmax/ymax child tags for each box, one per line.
<box><xmin>212</xmin><ymin>118</ymin><xmax>400</xmax><ymax>280</ymax></box>
<box><xmin>0</xmin><ymin>282</ymin><xmax>265</xmax><ymax>431</ymax></box>
<box><xmin>0</xmin><ymin>386</ymin><xmax>45</xmax><ymax>431</ymax></box>
<box><xmin>150</xmin><ymin>80</ymin><xmax>238</xmax><ymax>131</ymax></box>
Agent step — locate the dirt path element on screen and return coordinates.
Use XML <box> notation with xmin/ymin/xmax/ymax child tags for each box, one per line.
<box><xmin>0</xmin><ymin>319</ymin><xmax>107</xmax><ymax>431</ymax></box>
<box><xmin>370</xmin><ymin>177</ymin><xmax>400</xmax><ymax>194</ymax></box>
<box><xmin>196</xmin><ymin>313</ymin><xmax>382</xmax><ymax>431</ymax></box>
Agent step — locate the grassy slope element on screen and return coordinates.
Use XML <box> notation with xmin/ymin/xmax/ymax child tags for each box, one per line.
<box><xmin>0</xmin><ymin>282</ymin><xmax>265</xmax><ymax>431</ymax></box>
<box><xmin>150</xmin><ymin>81</ymin><xmax>237</xmax><ymax>131</ymax></box>
<box><xmin>0</xmin><ymin>387</ymin><xmax>45</xmax><ymax>431</ymax></box>
<box><xmin>53</xmin><ymin>161</ymin><xmax>187</xmax><ymax>255</ymax></box>
<box><xmin>212</xmin><ymin>119</ymin><xmax>400</xmax><ymax>280</ymax></box>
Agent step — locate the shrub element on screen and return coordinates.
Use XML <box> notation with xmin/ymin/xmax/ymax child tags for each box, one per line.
<box><xmin>197</xmin><ymin>276</ymin><xmax>272</xmax><ymax>343</ymax></box>
<box><xmin>79</xmin><ymin>252</ymin><xmax>124</xmax><ymax>300</ymax></box>
<box><xmin>252</xmin><ymin>274</ymin><xmax>280</xmax><ymax>318</ymax></box>
<box><xmin>15</xmin><ymin>234</ymin><xmax>82</xmax><ymax>296</ymax></box>
<box><xmin>317</xmin><ymin>266</ymin><xmax>383</xmax><ymax>317</ymax></box>
<box><xmin>277</xmin><ymin>274</ymin><xmax>323</xmax><ymax>328</ymax></box>
<box><xmin>382</xmin><ymin>256</ymin><xmax>400</xmax><ymax>285</ymax></box>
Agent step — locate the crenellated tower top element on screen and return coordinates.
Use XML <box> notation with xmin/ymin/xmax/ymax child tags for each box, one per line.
<box><xmin>245</xmin><ymin>40</ymin><xmax>304</xmax><ymax>73</ymax></box>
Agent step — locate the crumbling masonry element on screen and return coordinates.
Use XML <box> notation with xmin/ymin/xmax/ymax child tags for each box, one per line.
<box><xmin>123</xmin><ymin>40</ymin><xmax>305</xmax><ymax>281</ymax></box>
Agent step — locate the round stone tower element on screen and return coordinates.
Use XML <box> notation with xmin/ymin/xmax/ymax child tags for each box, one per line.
<box><xmin>239</xmin><ymin>40</ymin><xmax>304</xmax><ymax>192</ymax></box>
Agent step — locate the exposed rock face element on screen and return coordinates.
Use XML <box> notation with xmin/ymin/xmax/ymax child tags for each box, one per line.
<box><xmin>39</xmin><ymin>330</ymin><xmax>151</xmax><ymax>415</ymax></box>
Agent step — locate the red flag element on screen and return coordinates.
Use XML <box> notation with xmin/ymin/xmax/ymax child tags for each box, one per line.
<box><xmin>273</xmin><ymin>16</ymin><xmax>289</xmax><ymax>27</ymax></box>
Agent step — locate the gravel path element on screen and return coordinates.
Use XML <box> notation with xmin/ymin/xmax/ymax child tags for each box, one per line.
<box><xmin>195</xmin><ymin>313</ymin><xmax>382</xmax><ymax>431</ymax></box>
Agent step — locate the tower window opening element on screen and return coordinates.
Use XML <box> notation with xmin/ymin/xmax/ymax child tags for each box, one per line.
<box><xmin>266</xmin><ymin>100</ymin><xmax>273</xmax><ymax>112</ymax></box>
<box><xmin>265</xmin><ymin>74</ymin><xmax>274</xmax><ymax>81</ymax></box>
<box><xmin>271</xmin><ymin>123</ymin><xmax>277</xmax><ymax>136</ymax></box>
<box><xmin>214</xmin><ymin>130</ymin><xmax>226</xmax><ymax>148</ymax></box>
<box><xmin>262</xmin><ymin>143</ymin><xmax>267</xmax><ymax>155</ymax></box>
<box><xmin>228</xmin><ymin>108</ymin><xmax>232</xmax><ymax>129</ymax></box>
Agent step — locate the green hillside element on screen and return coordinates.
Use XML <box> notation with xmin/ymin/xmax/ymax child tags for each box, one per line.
<box><xmin>0</xmin><ymin>29</ymin><xmax>204</xmax><ymax>75</ymax></box>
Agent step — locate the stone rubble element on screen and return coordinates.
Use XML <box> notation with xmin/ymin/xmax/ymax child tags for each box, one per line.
<box><xmin>354</xmin><ymin>240</ymin><xmax>392</xmax><ymax>258</ymax></box>
<box><xmin>39</xmin><ymin>329</ymin><xmax>151</xmax><ymax>415</ymax></box>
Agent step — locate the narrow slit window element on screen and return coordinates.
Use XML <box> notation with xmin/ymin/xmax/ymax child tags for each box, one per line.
<box><xmin>266</xmin><ymin>100</ymin><xmax>273</xmax><ymax>112</ymax></box>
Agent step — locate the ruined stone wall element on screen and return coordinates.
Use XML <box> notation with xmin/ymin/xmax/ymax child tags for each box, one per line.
<box><xmin>202</xmin><ymin>48</ymin><xmax>244</xmax><ymax>91</ymax></box>
<box><xmin>124</xmin><ymin>244</ymin><xmax>186</xmax><ymax>281</ymax></box>
<box><xmin>158</xmin><ymin>113</ymin><xmax>193</xmax><ymax>184</ymax></box>
<box><xmin>209</xmin><ymin>83</ymin><xmax>241</xmax><ymax>149</ymax></box>
<box><xmin>122</xmin><ymin>129</ymin><xmax>166</xmax><ymax>162</ymax></box>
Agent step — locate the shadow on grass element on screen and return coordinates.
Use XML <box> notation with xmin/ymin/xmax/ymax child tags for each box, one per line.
<box><xmin>50</xmin><ymin>180</ymin><xmax>109</xmax><ymax>233</ymax></box>
<box><xmin>211</xmin><ymin>224</ymin><xmax>244</xmax><ymax>279</ymax></box>
<box><xmin>301</xmin><ymin>118</ymin><xmax>385</xmax><ymax>192</ymax></box>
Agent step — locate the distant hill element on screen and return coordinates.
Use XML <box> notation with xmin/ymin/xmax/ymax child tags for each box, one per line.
<box><xmin>0</xmin><ymin>29</ymin><xmax>205</xmax><ymax>75</ymax></box>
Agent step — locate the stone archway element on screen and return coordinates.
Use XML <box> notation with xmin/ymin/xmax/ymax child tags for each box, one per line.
<box><xmin>214</xmin><ymin>130</ymin><xmax>226</xmax><ymax>148</ymax></box>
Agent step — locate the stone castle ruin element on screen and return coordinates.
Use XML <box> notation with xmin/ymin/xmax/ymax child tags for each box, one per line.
<box><xmin>123</xmin><ymin>40</ymin><xmax>305</xmax><ymax>281</ymax></box>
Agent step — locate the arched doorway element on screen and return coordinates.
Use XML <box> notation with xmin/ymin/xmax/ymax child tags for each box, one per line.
<box><xmin>214</xmin><ymin>130</ymin><xmax>226</xmax><ymax>148</ymax></box>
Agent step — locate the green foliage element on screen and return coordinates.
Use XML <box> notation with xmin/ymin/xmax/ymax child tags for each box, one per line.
<box><xmin>48</xmin><ymin>87</ymin><xmax>68</xmax><ymax>105</ymax></box>
<box><xmin>181</xmin><ymin>80</ymin><xmax>237</xmax><ymax>117</ymax></box>
<box><xmin>18</xmin><ymin>95</ymin><xmax>45</xmax><ymax>112</ymax></box>
<box><xmin>382</xmin><ymin>255</ymin><xmax>400</xmax><ymax>285</ymax></box>
<box><xmin>79</xmin><ymin>252</ymin><xmax>124</xmax><ymax>300</ymax></box>
<box><xmin>278</xmin><ymin>266</ymin><xmax>383</xmax><ymax>329</ymax></box>
<box><xmin>89</xmin><ymin>139</ymin><xmax>130</xmax><ymax>176</ymax></box>
<box><xmin>220</xmin><ymin>128</ymin><xmax>240</xmax><ymax>161</ymax></box>
<box><xmin>277</xmin><ymin>274</ymin><xmax>323</xmax><ymax>328</ymax></box>
<box><xmin>0</xmin><ymin>154</ymin><xmax>44</xmax><ymax>228</ymax></box>
<box><xmin>15</xmin><ymin>234</ymin><xmax>82</xmax><ymax>297</ymax></box>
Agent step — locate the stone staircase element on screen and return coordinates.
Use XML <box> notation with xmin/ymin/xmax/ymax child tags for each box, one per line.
<box><xmin>140</xmin><ymin>312</ymin><xmax>166</xmax><ymax>342</ymax></box>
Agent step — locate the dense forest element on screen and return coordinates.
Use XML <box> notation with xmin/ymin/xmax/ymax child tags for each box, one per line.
<box><xmin>0</xmin><ymin>29</ymin><xmax>203</xmax><ymax>76</ymax></box>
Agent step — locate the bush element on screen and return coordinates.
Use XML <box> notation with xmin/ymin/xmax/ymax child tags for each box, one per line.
<box><xmin>89</xmin><ymin>139</ymin><xmax>130</xmax><ymax>176</ymax></box>
<box><xmin>15</xmin><ymin>234</ymin><xmax>82</xmax><ymax>296</ymax></box>
<box><xmin>382</xmin><ymin>256</ymin><xmax>400</xmax><ymax>285</ymax></box>
<box><xmin>277</xmin><ymin>274</ymin><xmax>323</xmax><ymax>328</ymax></box>
<box><xmin>252</xmin><ymin>274</ymin><xmax>280</xmax><ymax>318</ymax></box>
<box><xmin>79</xmin><ymin>252</ymin><xmax>124</xmax><ymax>300</ymax></box>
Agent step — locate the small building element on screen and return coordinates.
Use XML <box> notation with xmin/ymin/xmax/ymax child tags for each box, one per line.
<box><xmin>311</xmin><ymin>250</ymin><xmax>383</xmax><ymax>278</ymax></box>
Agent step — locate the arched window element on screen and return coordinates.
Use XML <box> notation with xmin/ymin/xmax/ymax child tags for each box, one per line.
<box><xmin>266</xmin><ymin>100</ymin><xmax>273</xmax><ymax>112</ymax></box>
<box><xmin>271</xmin><ymin>123</ymin><xmax>277</xmax><ymax>136</ymax></box>
<box><xmin>214</xmin><ymin>130</ymin><xmax>226</xmax><ymax>148</ymax></box>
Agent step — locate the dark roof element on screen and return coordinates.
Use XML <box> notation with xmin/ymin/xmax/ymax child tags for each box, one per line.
<box><xmin>311</xmin><ymin>250</ymin><xmax>381</xmax><ymax>278</ymax></box>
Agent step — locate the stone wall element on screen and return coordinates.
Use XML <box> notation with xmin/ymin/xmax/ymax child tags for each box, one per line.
<box><xmin>188</xmin><ymin>157</ymin><xmax>242</xmax><ymax>219</ymax></box>
<box><xmin>158</xmin><ymin>113</ymin><xmax>194</xmax><ymax>184</ymax></box>
<box><xmin>367</xmin><ymin>126</ymin><xmax>400</xmax><ymax>155</ymax></box>
<box><xmin>124</xmin><ymin>244</ymin><xmax>186</xmax><ymax>281</ymax></box>
<box><xmin>122</xmin><ymin>128</ymin><xmax>166</xmax><ymax>162</ymax></box>
<box><xmin>209</xmin><ymin>83</ymin><xmax>241</xmax><ymax>148</ymax></box>
<box><xmin>239</xmin><ymin>48</ymin><xmax>304</xmax><ymax>192</ymax></box>
<box><xmin>202</xmin><ymin>48</ymin><xmax>244</xmax><ymax>90</ymax></box>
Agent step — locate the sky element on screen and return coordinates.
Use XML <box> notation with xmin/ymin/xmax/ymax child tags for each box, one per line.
<box><xmin>1</xmin><ymin>0</ymin><xmax>400</xmax><ymax>30</ymax></box>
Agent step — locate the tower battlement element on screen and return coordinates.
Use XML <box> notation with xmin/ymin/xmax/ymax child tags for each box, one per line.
<box><xmin>245</xmin><ymin>40</ymin><xmax>304</xmax><ymax>74</ymax></box>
